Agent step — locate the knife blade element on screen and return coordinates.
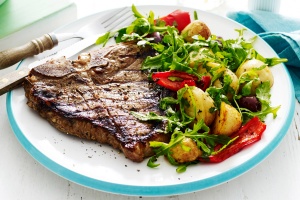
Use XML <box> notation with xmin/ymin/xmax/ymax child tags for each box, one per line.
<box><xmin>0</xmin><ymin>33</ymin><xmax>102</xmax><ymax>96</ymax></box>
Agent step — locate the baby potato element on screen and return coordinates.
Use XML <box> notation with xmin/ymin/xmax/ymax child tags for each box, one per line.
<box><xmin>188</xmin><ymin>48</ymin><xmax>213</xmax><ymax>68</ymax></box>
<box><xmin>213</xmin><ymin>69</ymin><xmax>239</xmax><ymax>100</ymax></box>
<box><xmin>181</xmin><ymin>20</ymin><xmax>211</xmax><ymax>42</ymax></box>
<box><xmin>196</xmin><ymin>62</ymin><xmax>226</xmax><ymax>81</ymax></box>
<box><xmin>188</xmin><ymin>48</ymin><xmax>225</xmax><ymax>78</ymax></box>
<box><xmin>235</xmin><ymin>59</ymin><xmax>274</xmax><ymax>94</ymax></box>
<box><xmin>183</xmin><ymin>86</ymin><xmax>216</xmax><ymax>126</ymax></box>
<box><xmin>211</xmin><ymin>102</ymin><xmax>242</xmax><ymax>136</ymax></box>
<box><xmin>204</xmin><ymin>62</ymin><xmax>226</xmax><ymax>77</ymax></box>
<box><xmin>170</xmin><ymin>137</ymin><xmax>202</xmax><ymax>163</ymax></box>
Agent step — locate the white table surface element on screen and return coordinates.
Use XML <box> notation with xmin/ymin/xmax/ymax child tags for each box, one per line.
<box><xmin>1</xmin><ymin>0</ymin><xmax>299</xmax><ymax>199</ymax></box>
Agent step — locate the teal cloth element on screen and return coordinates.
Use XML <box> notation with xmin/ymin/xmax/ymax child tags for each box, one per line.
<box><xmin>227</xmin><ymin>10</ymin><xmax>300</xmax><ymax>102</ymax></box>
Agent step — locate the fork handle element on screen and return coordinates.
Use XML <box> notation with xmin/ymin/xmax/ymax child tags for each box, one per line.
<box><xmin>0</xmin><ymin>34</ymin><xmax>58</xmax><ymax>70</ymax></box>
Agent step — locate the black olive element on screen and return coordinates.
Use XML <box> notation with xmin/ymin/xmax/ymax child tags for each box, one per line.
<box><xmin>149</xmin><ymin>32</ymin><xmax>162</xmax><ymax>43</ymax></box>
<box><xmin>238</xmin><ymin>96</ymin><xmax>261</xmax><ymax>112</ymax></box>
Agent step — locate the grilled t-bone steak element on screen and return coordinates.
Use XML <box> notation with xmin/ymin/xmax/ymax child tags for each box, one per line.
<box><xmin>24</xmin><ymin>42</ymin><xmax>171</xmax><ymax>162</ymax></box>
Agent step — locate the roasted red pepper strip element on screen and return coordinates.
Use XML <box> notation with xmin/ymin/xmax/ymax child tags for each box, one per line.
<box><xmin>157</xmin><ymin>10</ymin><xmax>191</xmax><ymax>32</ymax></box>
<box><xmin>197</xmin><ymin>75</ymin><xmax>211</xmax><ymax>91</ymax></box>
<box><xmin>200</xmin><ymin>116</ymin><xmax>267</xmax><ymax>163</ymax></box>
<box><xmin>152</xmin><ymin>70</ymin><xmax>198</xmax><ymax>91</ymax></box>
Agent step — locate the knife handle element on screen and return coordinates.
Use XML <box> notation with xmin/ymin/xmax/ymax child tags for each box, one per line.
<box><xmin>0</xmin><ymin>67</ymin><xmax>30</xmax><ymax>96</ymax></box>
<box><xmin>0</xmin><ymin>34</ymin><xmax>57</xmax><ymax>69</ymax></box>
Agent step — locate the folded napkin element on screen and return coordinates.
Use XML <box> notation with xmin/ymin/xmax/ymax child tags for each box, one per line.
<box><xmin>227</xmin><ymin>10</ymin><xmax>300</xmax><ymax>102</ymax></box>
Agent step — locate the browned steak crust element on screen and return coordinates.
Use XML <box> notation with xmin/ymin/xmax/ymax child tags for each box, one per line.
<box><xmin>23</xmin><ymin>42</ymin><xmax>170</xmax><ymax>162</ymax></box>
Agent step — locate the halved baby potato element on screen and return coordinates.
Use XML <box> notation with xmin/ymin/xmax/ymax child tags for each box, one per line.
<box><xmin>235</xmin><ymin>59</ymin><xmax>274</xmax><ymax>95</ymax></box>
<box><xmin>188</xmin><ymin>48</ymin><xmax>213</xmax><ymax>69</ymax></box>
<box><xmin>213</xmin><ymin>69</ymin><xmax>239</xmax><ymax>101</ymax></box>
<box><xmin>170</xmin><ymin>137</ymin><xmax>202</xmax><ymax>163</ymax></box>
<box><xmin>211</xmin><ymin>102</ymin><xmax>242</xmax><ymax>136</ymax></box>
<box><xmin>183</xmin><ymin>86</ymin><xmax>216</xmax><ymax>126</ymax></box>
<box><xmin>188</xmin><ymin>48</ymin><xmax>226</xmax><ymax>78</ymax></box>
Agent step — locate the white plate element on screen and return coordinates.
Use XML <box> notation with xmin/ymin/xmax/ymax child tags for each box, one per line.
<box><xmin>6</xmin><ymin>5</ymin><xmax>295</xmax><ymax>196</ymax></box>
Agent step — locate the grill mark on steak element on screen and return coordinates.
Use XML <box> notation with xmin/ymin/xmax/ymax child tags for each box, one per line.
<box><xmin>24</xmin><ymin>42</ymin><xmax>171</xmax><ymax>162</ymax></box>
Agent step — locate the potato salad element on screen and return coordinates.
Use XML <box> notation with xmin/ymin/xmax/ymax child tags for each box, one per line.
<box><xmin>97</xmin><ymin>5</ymin><xmax>287</xmax><ymax>172</ymax></box>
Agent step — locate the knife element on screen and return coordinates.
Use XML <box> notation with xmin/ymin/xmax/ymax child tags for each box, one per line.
<box><xmin>0</xmin><ymin>33</ymin><xmax>102</xmax><ymax>96</ymax></box>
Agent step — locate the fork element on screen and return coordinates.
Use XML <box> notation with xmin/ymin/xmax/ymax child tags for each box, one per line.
<box><xmin>54</xmin><ymin>7</ymin><xmax>133</xmax><ymax>43</ymax></box>
<box><xmin>0</xmin><ymin>6</ymin><xmax>133</xmax><ymax>69</ymax></box>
